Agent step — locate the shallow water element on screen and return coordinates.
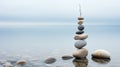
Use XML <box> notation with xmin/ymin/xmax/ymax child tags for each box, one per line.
<box><xmin>0</xmin><ymin>23</ymin><xmax>120</xmax><ymax>67</ymax></box>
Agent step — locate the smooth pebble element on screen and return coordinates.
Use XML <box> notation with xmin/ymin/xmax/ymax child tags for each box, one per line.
<box><xmin>17</xmin><ymin>59</ymin><xmax>26</xmax><ymax>65</ymax></box>
<box><xmin>92</xmin><ymin>49</ymin><xmax>110</xmax><ymax>59</ymax></box>
<box><xmin>78</xmin><ymin>20</ymin><xmax>84</xmax><ymax>25</ymax></box>
<box><xmin>73</xmin><ymin>48</ymin><xmax>88</xmax><ymax>59</ymax></box>
<box><xmin>44</xmin><ymin>57</ymin><xmax>56</xmax><ymax>64</ymax></box>
<box><xmin>74</xmin><ymin>34</ymin><xmax>88</xmax><ymax>40</ymax></box>
<box><xmin>74</xmin><ymin>40</ymin><xmax>86</xmax><ymax>49</ymax></box>
<box><xmin>78</xmin><ymin>17</ymin><xmax>84</xmax><ymax>20</ymax></box>
<box><xmin>4</xmin><ymin>62</ymin><xmax>13</xmax><ymax>67</ymax></box>
<box><xmin>62</xmin><ymin>55</ymin><xmax>73</xmax><ymax>60</ymax></box>
<box><xmin>78</xmin><ymin>25</ymin><xmax>84</xmax><ymax>30</ymax></box>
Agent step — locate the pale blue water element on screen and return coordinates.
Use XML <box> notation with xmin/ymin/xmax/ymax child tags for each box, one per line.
<box><xmin>0</xmin><ymin>23</ymin><xmax>120</xmax><ymax>67</ymax></box>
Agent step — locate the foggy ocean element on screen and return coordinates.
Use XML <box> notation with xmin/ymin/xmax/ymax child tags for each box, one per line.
<box><xmin>0</xmin><ymin>22</ymin><xmax>120</xmax><ymax>67</ymax></box>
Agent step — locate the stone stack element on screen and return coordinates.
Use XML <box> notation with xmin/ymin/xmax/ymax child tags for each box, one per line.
<box><xmin>73</xmin><ymin>17</ymin><xmax>88</xmax><ymax>59</ymax></box>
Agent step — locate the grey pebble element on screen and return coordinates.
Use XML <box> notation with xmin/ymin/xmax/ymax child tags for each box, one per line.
<box><xmin>78</xmin><ymin>25</ymin><xmax>84</xmax><ymax>30</ymax></box>
<box><xmin>62</xmin><ymin>55</ymin><xmax>73</xmax><ymax>60</ymax></box>
<box><xmin>74</xmin><ymin>40</ymin><xmax>86</xmax><ymax>49</ymax></box>
<box><xmin>44</xmin><ymin>57</ymin><xmax>56</xmax><ymax>64</ymax></box>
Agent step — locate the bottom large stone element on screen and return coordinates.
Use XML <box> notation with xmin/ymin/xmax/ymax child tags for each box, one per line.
<box><xmin>73</xmin><ymin>48</ymin><xmax>88</xmax><ymax>59</ymax></box>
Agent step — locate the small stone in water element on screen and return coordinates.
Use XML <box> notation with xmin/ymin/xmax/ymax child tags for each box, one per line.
<box><xmin>78</xmin><ymin>25</ymin><xmax>84</xmax><ymax>30</ymax></box>
<box><xmin>4</xmin><ymin>62</ymin><xmax>13</xmax><ymax>67</ymax></box>
<box><xmin>0</xmin><ymin>60</ymin><xmax>7</xmax><ymax>65</ymax></box>
<box><xmin>7</xmin><ymin>59</ymin><xmax>17</xmax><ymax>64</ymax></box>
<box><xmin>62</xmin><ymin>55</ymin><xmax>73</xmax><ymax>60</ymax></box>
<box><xmin>17</xmin><ymin>59</ymin><xmax>26</xmax><ymax>66</ymax></box>
<box><xmin>74</xmin><ymin>40</ymin><xmax>87</xmax><ymax>49</ymax></box>
<box><xmin>44</xmin><ymin>57</ymin><xmax>56</xmax><ymax>64</ymax></box>
<box><xmin>76</xmin><ymin>30</ymin><xmax>84</xmax><ymax>34</ymax></box>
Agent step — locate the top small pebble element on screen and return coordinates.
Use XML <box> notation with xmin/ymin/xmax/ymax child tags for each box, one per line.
<box><xmin>78</xmin><ymin>17</ymin><xmax>84</xmax><ymax>20</ymax></box>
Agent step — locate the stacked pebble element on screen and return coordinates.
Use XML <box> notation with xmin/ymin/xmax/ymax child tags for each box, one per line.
<box><xmin>73</xmin><ymin>17</ymin><xmax>88</xmax><ymax>59</ymax></box>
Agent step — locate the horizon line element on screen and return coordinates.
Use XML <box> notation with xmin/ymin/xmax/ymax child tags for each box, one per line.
<box><xmin>0</xmin><ymin>21</ymin><xmax>119</xmax><ymax>28</ymax></box>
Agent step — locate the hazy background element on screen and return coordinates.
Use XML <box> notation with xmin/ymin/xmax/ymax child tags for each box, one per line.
<box><xmin>0</xmin><ymin>0</ymin><xmax>120</xmax><ymax>25</ymax></box>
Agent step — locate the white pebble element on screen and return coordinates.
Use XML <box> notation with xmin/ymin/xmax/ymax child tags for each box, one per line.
<box><xmin>4</xmin><ymin>62</ymin><xmax>13</xmax><ymax>67</ymax></box>
<box><xmin>92</xmin><ymin>49</ymin><xmax>110</xmax><ymax>59</ymax></box>
<box><xmin>17</xmin><ymin>59</ymin><xmax>26</xmax><ymax>65</ymax></box>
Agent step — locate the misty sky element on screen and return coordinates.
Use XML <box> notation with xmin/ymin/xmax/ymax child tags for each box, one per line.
<box><xmin>0</xmin><ymin>0</ymin><xmax>120</xmax><ymax>24</ymax></box>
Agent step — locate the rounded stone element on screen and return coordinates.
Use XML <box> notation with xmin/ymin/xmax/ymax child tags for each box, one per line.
<box><xmin>74</xmin><ymin>34</ymin><xmax>88</xmax><ymax>40</ymax></box>
<box><xmin>73</xmin><ymin>48</ymin><xmax>88</xmax><ymax>59</ymax></box>
<box><xmin>0</xmin><ymin>60</ymin><xmax>7</xmax><ymax>65</ymax></box>
<box><xmin>44</xmin><ymin>57</ymin><xmax>56</xmax><ymax>64</ymax></box>
<box><xmin>76</xmin><ymin>30</ymin><xmax>84</xmax><ymax>34</ymax></box>
<box><xmin>78</xmin><ymin>25</ymin><xmax>84</xmax><ymax>30</ymax></box>
<box><xmin>78</xmin><ymin>20</ymin><xmax>84</xmax><ymax>25</ymax></box>
<box><xmin>17</xmin><ymin>59</ymin><xmax>26</xmax><ymax>65</ymax></box>
<box><xmin>62</xmin><ymin>55</ymin><xmax>73</xmax><ymax>60</ymax></box>
<box><xmin>4</xmin><ymin>62</ymin><xmax>13</xmax><ymax>67</ymax></box>
<box><xmin>78</xmin><ymin>17</ymin><xmax>84</xmax><ymax>20</ymax></box>
<box><xmin>74</xmin><ymin>40</ymin><xmax>86</xmax><ymax>49</ymax></box>
<box><xmin>92</xmin><ymin>49</ymin><xmax>110</xmax><ymax>59</ymax></box>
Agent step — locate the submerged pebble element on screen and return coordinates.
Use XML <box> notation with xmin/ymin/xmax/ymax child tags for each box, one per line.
<box><xmin>44</xmin><ymin>57</ymin><xmax>56</xmax><ymax>64</ymax></box>
<box><xmin>17</xmin><ymin>59</ymin><xmax>26</xmax><ymax>65</ymax></box>
<box><xmin>62</xmin><ymin>55</ymin><xmax>73</xmax><ymax>60</ymax></box>
<box><xmin>4</xmin><ymin>62</ymin><xmax>13</xmax><ymax>67</ymax></box>
<box><xmin>0</xmin><ymin>60</ymin><xmax>7</xmax><ymax>65</ymax></box>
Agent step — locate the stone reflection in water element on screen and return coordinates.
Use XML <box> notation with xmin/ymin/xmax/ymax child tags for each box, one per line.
<box><xmin>92</xmin><ymin>57</ymin><xmax>110</xmax><ymax>64</ymax></box>
<box><xmin>72</xmin><ymin>58</ymin><xmax>88</xmax><ymax>67</ymax></box>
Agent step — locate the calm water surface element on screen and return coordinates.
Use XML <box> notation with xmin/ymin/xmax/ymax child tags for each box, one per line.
<box><xmin>0</xmin><ymin>24</ymin><xmax>120</xmax><ymax>67</ymax></box>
